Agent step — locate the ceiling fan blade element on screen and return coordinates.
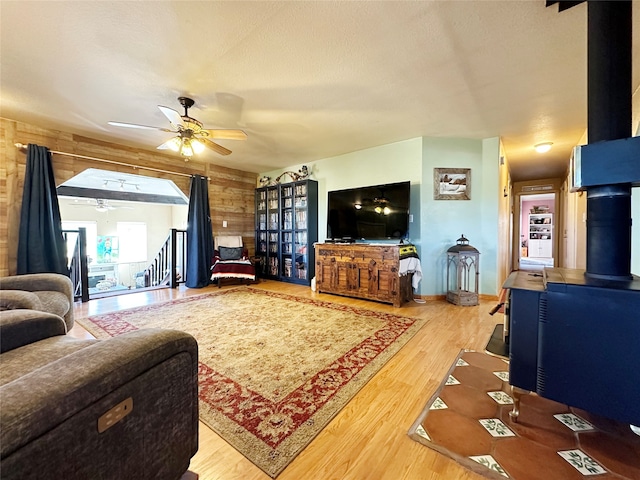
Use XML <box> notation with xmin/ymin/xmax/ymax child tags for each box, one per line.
<box><xmin>158</xmin><ymin>105</ymin><xmax>185</xmax><ymax>129</ymax></box>
<box><xmin>203</xmin><ymin>129</ymin><xmax>247</xmax><ymax>141</ymax></box>
<box><xmin>108</xmin><ymin>121</ymin><xmax>173</xmax><ymax>133</ymax></box>
<box><xmin>202</xmin><ymin>138</ymin><xmax>232</xmax><ymax>156</ymax></box>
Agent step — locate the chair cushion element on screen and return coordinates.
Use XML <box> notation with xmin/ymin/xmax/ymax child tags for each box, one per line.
<box><xmin>219</xmin><ymin>246</ymin><xmax>243</xmax><ymax>260</ymax></box>
<box><xmin>0</xmin><ymin>291</ymin><xmax>43</xmax><ymax>311</ymax></box>
<box><xmin>0</xmin><ymin>310</ymin><xmax>67</xmax><ymax>354</ymax></box>
<box><xmin>0</xmin><ymin>336</ymin><xmax>98</xmax><ymax>386</ymax></box>
<box><xmin>33</xmin><ymin>291</ymin><xmax>70</xmax><ymax>319</ymax></box>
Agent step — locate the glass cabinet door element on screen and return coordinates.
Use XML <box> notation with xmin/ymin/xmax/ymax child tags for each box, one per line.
<box><xmin>280</xmin><ymin>185</ymin><xmax>293</xmax><ymax>279</ymax></box>
<box><xmin>293</xmin><ymin>182</ymin><xmax>308</xmax><ymax>280</ymax></box>
<box><xmin>266</xmin><ymin>186</ymin><xmax>279</xmax><ymax>278</ymax></box>
<box><xmin>255</xmin><ymin>189</ymin><xmax>268</xmax><ymax>276</ymax></box>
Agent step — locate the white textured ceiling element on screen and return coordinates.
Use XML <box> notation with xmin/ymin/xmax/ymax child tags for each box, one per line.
<box><xmin>1</xmin><ymin>1</ymin><xmax>638</xmax><ymax>181</ymax></box>
<box><xmin>58</xmin><ymin>168</ymin><xmax>189</xmax><ymax>203</ymax></box>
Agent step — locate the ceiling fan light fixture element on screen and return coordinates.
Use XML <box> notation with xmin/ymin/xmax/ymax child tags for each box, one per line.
<box><xmin>161</xmin><ymin>136</ymin><xmax>182</xmax><ymax>152</ymax></box>
<box><xmin>191</xmin><ymin>138</ymin><xmax>205</xmax><ymax>154</ymax></box>
<box><xmin>534</xmin><ymin>142</ymin><xmax>553</xmax><ymax>153</ymax></box>
<box><xmin>181</xmin><ymin>139</ymin><xmax>194</xmax><ymax>157</ymax></box>
<box><xmin>383</xmin><ymin>206</ymin><xmax>391</xmax><ymax>215</ymax></box>
<box><xmin>354</xmin><ymin>203</ymin><xmax>362</xmax><ymax>210</ymax></box>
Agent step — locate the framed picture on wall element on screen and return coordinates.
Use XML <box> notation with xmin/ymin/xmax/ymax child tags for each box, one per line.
<box><xmin>96</xmin><ymin>236</ymin><xmax>119</xmax><ymax>263</ymax></box>
<box><xmin>434</xmin><ymin>168</ymin><xmax>471</xmax><ymax>200</ymax></box>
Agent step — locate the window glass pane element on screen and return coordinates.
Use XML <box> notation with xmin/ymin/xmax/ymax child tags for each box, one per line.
<box><xmin>117</xmin><ymin>222</ymin><xmax>147</xmax><ymax>263</ymax></box>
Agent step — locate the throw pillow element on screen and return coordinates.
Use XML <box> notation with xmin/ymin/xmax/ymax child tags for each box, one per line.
<box><xmin>219</xmin><ymin>246</ymin><xmax>243</xmax><ymax>260</ymax></box>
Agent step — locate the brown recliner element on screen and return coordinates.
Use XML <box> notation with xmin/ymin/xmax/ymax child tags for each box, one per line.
<box><xmin>0</xmin><ymin>309</ymin><xmax>199</xmax><ymax>480</ymax></box>
<box><xmin>0</xmin><ymin>273</ymin><xmax>74</xmax><ymax>330</ymax></box>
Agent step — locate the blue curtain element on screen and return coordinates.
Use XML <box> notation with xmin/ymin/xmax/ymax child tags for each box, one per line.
<box><xmin>17</xmin><ymin>144</ymin><xmax>69</xmax><ymax>275</ymax></box>
<box><xmin>186</xmin><ymin>175</ymin><xmax>214</xmax><ymax>288</ymax></box>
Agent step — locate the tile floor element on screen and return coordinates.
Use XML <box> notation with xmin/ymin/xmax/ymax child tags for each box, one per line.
<box><xmin>409</xmin><ymin>351</ymin><xmax>640</xmax><ymax>480</ymax></box>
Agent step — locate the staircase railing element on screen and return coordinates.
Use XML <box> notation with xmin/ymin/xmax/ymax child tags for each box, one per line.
<box><xmin>142</xmin><ymin>229</ymin><xmax>187</xmax><ymax>288</ymax></box>
<box><xmin>64</xmin><ymin>228</ymin><xmax>186</xmax><ymax>301</ymax></box>
<box><xmin>63</xmin><ymin>228</ymin><xmax>89</xmax><ymax>302</ymax></box>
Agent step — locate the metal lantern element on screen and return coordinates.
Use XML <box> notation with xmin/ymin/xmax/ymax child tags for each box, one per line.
<box><xmin>446</xmin><ymin>234</ymin><xmax>480</xmax><ymax>306</ymax></box>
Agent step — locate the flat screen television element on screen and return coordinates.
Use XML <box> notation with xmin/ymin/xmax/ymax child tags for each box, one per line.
<box><xmin>327</xmin><ymin>181</ymin><xmax>410</xmax><ymax>241</ymax></box>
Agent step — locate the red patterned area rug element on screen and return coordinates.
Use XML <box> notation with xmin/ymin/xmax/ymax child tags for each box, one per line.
<box><xmin>408</xmin><ymin>350</ymin><xmax>640</xmax><ymax>480</ymax></box>
<box><xmin>77</xmin><ymin>287</ymin><xmax>427</xmax><ymax>477</ymax></box>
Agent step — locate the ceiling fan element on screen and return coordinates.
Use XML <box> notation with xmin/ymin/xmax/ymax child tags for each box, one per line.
<box><xmin>108</xmin><ymin>96</ymin><xmax>247</xmax><ymax>159</ymax></box>
<box><xmin>69</xmin><ymin>198</ymin><xmax>131</xmax><ymax>212</ymax></box>
<box><xmin>94</xmin><ymin>199</ymin><xmax>115</xmax><ymax>212</ymax></box>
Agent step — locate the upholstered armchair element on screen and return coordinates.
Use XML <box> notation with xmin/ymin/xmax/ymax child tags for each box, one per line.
<box><xmin>0</xmin><ymin>310</ymin><xmax>199</xmax><ymax>479</ymax></box>
<box><xmin>210</xmin><ymin>235</ymin><xmax>256</xmax><ymax>287</ymax></box>
<box><xmin>0</xmin><ymin>273</ymin><xmax>74</xmax><ymax>330</ymax></box>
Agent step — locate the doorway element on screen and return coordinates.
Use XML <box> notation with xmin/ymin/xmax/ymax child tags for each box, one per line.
<box><xmin>57</xmin><ymin>168</ymin><xmax>189</xmax><ymax>298</ymax></box>
<box><xmin>518</xmin><ymin>193</ymin><xmax>556</xmax><ymax>270</ymax></box>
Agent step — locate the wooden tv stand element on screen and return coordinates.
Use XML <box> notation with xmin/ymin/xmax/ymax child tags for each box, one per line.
<box><xmin>314</xmin><ymin>243</ymin><xmax>413</xmax><ymax>307</ymax></box>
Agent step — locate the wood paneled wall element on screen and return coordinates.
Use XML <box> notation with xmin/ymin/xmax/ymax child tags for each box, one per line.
<box><xmin>0</xmin><ymin>117</ymin><xmax>257</xmax><ymax>276</ymax></box>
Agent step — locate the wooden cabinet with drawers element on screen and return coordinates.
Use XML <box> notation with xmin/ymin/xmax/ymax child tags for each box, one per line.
<box><xmin>314</xmin><ymin>243</ymin><xmax>413</xmax><ymax>307</ymax></box>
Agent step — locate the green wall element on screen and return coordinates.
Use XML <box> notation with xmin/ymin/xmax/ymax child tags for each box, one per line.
<box><xmin>262</xmin><ymin>137</ymin><xmax>423</xmax><ymax>243</ymax></box>
<box><xmin>420</xmin><ymin>137</ymin><xmax>500</xmax><ymax>296</ymax></box>
<box><xmin>261</xmin><ymin>135</ymin><xmax>501</xmax><ymax>296</ymax></box>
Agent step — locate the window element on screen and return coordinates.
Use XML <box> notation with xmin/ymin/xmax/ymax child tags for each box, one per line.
<box><xmin>117</xmin><ymin>222</ymin><xmax>147</xmax><ymax>263</ymax></box>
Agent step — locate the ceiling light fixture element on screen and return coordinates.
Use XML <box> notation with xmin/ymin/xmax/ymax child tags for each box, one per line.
<box><xmin>102</xmin><ymin>178</ymin><xmax>141</xmax><ymax>191</ymax></box>
<box><xmin>534</xmin><ymin>142</ymin><xmax>553</xmax><ymax>153</ymax></box>
<box><xmin>181</xmin><ymin>139</ymin><xmax>194</xmax><ymax>158</ymax></box>
<box><xmin>165</xmin><ymin>137</ymin><xmax>182</xmax><ymax>152</ymax></box>
<box><xmin>172</xmin><ymin>136</ymin><xmax>206</xmax><ymax>158</ymax></box>
<box><xmin>191</xmin><ymin>138</ymin><xmax>206</xmax><ymax>154</ymax></box>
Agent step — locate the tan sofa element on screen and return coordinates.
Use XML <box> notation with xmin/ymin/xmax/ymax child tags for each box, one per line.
<box><xmin>0</xmin><ymin>273</ymin><xmax>74</xmax><ymax>330</ymax></box>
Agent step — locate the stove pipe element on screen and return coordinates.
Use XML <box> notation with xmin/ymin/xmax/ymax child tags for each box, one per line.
<box><xmin>586</xmin><ymin>0</ymin><xmax>633</xmax><ymax>281</ymax></box>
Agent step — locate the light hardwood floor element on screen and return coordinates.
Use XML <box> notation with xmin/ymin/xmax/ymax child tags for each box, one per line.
<box><xmin>71</xmin><ymin>281</ymin><xmax>496</xmax><ymax>480</ymax></box>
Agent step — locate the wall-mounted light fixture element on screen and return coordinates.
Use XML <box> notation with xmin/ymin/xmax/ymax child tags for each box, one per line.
<box><xmin>534</xmin><ymin>142</ymin><xmax>553</xmax><ymax>153</ymax></box>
